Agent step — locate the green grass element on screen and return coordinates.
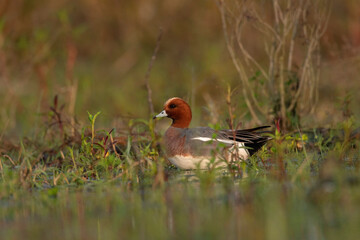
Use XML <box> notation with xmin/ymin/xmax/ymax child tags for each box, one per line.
<box><xmin>0</xmin><ymin>112</ymin><xmax>359</xmax><ymax>240</ymax></box>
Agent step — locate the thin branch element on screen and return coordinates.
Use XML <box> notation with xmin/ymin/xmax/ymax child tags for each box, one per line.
<box><xmin>235</xmin><ymin>18</ymin><xmax>269</xmax><ymax>80</ymax></box>
<box><xmin>216</xmin><ymin>0</ymin><xmax>262</xmax><ymax>124</ymax></box>
<box><xmin>287</xmin><ymin>8</ymin><xmax>301</xmax><ymax>71</ymax></box>
<box><xmin>242</xmin><ymin>88</ymin><xmax>262</xmax><ymax>125</ymax></box>
<box><xmin>310</xmin><ymin>45</ymin><xmax>321</xmax><ymax>114</ymax></box>
<box><xmin>252</xmin><ymin>10</ymin><xmax>281</xmax><ymax>42</ymax></box>
<box><xmin>234</xmin><ymin>15</ymin><xmax>267</xmax><ymax>115</ymax></box>
<box><xmin>145</xmin><ymin>28</ymin><xmax>163</xmax><ymax>116</ymax></box>
<box><xmin>287</xmin><ymin>38</ymin><xmax>316</xmax><ymax>112</ymax></box>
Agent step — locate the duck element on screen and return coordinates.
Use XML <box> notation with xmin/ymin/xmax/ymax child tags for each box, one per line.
<box><xmin>153</xmin><ymin>97</ymin><xmax>270</xmax><ymax>169</ymax></box>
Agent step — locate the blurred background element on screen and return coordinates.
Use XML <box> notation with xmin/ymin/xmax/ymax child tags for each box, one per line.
<box><xmin>0</xmin><ymin>0</ymin><xmax>359</xmax><ymax>137</ymax></box>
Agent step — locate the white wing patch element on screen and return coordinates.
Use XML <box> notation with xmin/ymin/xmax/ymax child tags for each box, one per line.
<box><xmin>191</xmin><ymin>137</ymin><xmax>235</xmax><ymax>144</ymax></box>
<box><xmin>191</xmin><ymin>137</ymin><xmax>250</xmax><ymax>159</ymax></box>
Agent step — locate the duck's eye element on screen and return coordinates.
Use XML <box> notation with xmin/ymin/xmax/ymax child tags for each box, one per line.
<box><xmin>169</xmin><ymin>104</ymin><xmax>176</xmax><ymax>109</ymax></box>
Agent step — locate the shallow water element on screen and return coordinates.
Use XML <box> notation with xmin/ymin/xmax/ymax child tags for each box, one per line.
<box><xmin>1</xmin><ymin>167</ymin><xmax>360</xmax><ymax>240</ymax></box>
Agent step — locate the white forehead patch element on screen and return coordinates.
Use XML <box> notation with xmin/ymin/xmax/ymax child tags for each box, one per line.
<box><xmin>164</xmin><ymin>97</ymin><xmax>182</xmax><ymax>106</ymax></box>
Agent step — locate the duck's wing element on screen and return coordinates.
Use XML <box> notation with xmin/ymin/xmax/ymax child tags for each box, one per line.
<box><xmin>183</xmin><ymin>127</ymin><xmax>234</xmax><ymax>157</ymax></box>
<box><xmin>183</xmin><ymin>126</ymin><xmax>271</xmax><ymax>157</ymax></box>
<box><xmin>221</xmin><ymin>126</ymin><xmax>271</xmax><ymax>155</ymax></box>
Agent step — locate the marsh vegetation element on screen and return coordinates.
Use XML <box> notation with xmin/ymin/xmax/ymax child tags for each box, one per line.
<box><xmin>0</xmin><ymin>0</ymin><xmax>360</xmax><ymax>239</ymax></box>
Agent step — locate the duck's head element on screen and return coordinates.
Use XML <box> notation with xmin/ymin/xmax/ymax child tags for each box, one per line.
<box><xmin>153</xmin><ymin>97</ymin><xmax>192</xmax><ymax>128</ymax></box>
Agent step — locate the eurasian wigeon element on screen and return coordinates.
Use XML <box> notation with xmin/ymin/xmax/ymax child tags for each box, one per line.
<box><xmin>154</xmin><ymin>97</ymin><xmax>270</xmax><ymax>169</ymax></box>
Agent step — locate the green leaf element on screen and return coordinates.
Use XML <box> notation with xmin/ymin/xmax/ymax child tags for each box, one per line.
<box><xmin>47</xmin><ymin>187</ymin><xmax>58</xmax><ymax>198</ymax></box>
<box><xmin>0</xmin><ymin>18</ymin><xmax>5</xmax><ymax>32</ymax></box>
<box><xmin>92</xmin><ymin>111</ymin><xmax>102</xmax><ymax>123</ymax></box>
<box><xmin>87</xmin><ymin>111</ymin><xmax>93</xmax><ymax>122</ymax></box>
<box><xmin>58</xmin><ymin>9</ymin><xmax>69</xmax><ymax>25</ymax></box>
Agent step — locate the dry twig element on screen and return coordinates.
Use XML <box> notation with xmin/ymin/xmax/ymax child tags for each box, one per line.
<box><xmin>145</xmin><ymin>28</ymin><xmax>163</xmax><ymax>116</ymax></box>
<box><xmin>216</xmin><ymin>0</ymin><xmax>331</xmax><ymax>130</ymax></box>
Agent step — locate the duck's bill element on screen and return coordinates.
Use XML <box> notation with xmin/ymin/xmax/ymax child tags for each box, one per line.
<box><xmin>153</xmin><ymin>110</ymin><xmax>168</xmax><ymax>119</ymax></box>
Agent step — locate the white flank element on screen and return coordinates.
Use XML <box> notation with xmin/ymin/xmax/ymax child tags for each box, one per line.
<box><xmin>168</xmin><ymin>155</ymin><xmax>227</xmax><ymax>169</ymax></box>
<box><xmin>168</xmin><ymin>137</ymin><xmax>250</xmax><ymax>169</ymax></box>
<box><xmin>230</xmin><ymin>142</ymin><xmax>249</xmax><ymax>159</ymax></box>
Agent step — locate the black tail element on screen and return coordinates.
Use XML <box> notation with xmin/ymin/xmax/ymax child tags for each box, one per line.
<box><xmin>225</xmin><ymin>126</ymin><xmax>271</xmax><ymax>156</ymax></box>
<box><xmin>244</xmin><ymin>137</ymin><xmax>270</xmax><ymax>156</ymax></box>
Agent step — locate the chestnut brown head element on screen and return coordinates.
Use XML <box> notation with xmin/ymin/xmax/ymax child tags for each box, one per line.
<box><xmin>153</xmin><ymin>97</ymin><xmax>192</xmax><ymax>128</ymax></box>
